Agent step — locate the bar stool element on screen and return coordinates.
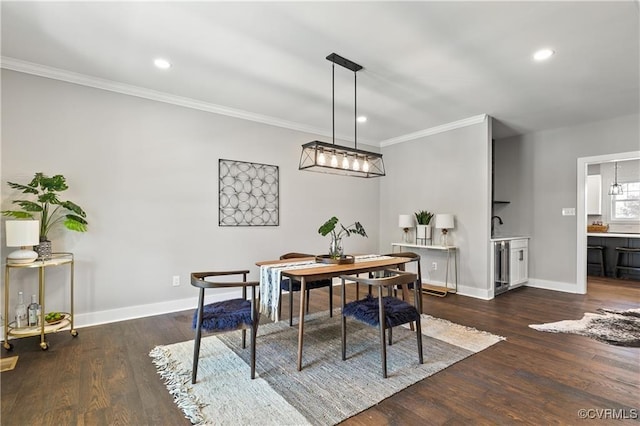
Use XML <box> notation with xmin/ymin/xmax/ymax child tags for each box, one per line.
<box><xmin>614</xmin><ymin>247</ymin><xmax>640</xmax><ymax>278</ymax></box>
<box><xmin>586</xmin><ymin>245</ymin><xmax>605</xmax><ymax>277</ymax></box>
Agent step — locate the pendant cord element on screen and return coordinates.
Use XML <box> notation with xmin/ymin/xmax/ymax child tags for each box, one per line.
<box><xmin>332</xmin><ymin>63</ymin><xmax>335</xmax><ymax>146</ymax></box>
<box><xmin>354</xmin><ymin>71</ymin><xmax>357</xmax><ymax>150</ymax></box>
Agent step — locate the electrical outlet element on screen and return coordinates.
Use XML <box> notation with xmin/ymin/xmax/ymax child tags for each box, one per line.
<box><xmin>172</xmin><ymin>275</ymin><xmax>180</xmax><ymax>287</ymax></box>
<box><xmin>432</xmin><ymin>262</ymin><xmax>438</xmax><ymax>271</ymax></box>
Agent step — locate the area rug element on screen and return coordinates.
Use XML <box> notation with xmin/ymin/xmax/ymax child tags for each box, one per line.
<box><xmin>150</xmin><ymin>310</ymin><xmax>504</xmax><ymax>425</ymax></box>
<box><xmin>529</xmin><ymin>308</ymin><xmax>640</xmax><ymax>347</ymax></box>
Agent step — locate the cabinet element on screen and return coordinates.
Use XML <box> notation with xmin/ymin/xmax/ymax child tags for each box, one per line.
<box><xmin>509</xmin><ymin>239</ymin><xmax>528</xmax><ymax>287</ymax></box>
<box><xmin>3</xmin><ymin>253</ymin><xmax>78</xmax><ymax>351</ymax></box>
<box><xmin>587</xmin><ymin>175</ymin><xmax>602</xmax><ymax>215</ymax></box>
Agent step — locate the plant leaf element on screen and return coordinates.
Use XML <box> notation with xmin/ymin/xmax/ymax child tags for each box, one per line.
<box><xmin>7</xmin><ymin>181</ymin><xmax>39</xmax><ymax>195</ymax></box>
<box><xmin>13</xmin><ymin>200</ymin><xmax>42</xmax><ymax>212</ymax></box>
<box><xmin>39</xmin><ymin>174</ymin><xmax>68</xmax><ymax>192</ymax></box>
<box><xmin>318</xmin><ymin>216</ymin><xmax>338</xmax><ymax>236</ymax></box>
<box><xmin>38</xmin><ymin>192</ymin><xmax>61</xmax><ymax>205</ymax></box>
<box><xmin>61</xmin><ymin>201</ymin><xmax>86</xmax><ymax>217</ymax></box>
<box><xmin>1</xmin><ymin>210</ymin><xmax>34</xmax><ymax>219</ymax></box>
<box><xmin>64</xmin><ymin>217</ymin><xmax>88</xmax><ymax>232</ymax></box>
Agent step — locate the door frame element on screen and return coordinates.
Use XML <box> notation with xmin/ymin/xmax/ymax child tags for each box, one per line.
<box><xmin>576</xmin><ymin>150</ymin><xmax>640</xmax><ymax>293</ymax></box>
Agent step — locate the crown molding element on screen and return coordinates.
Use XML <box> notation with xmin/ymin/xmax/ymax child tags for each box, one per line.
<box><xmin>379</xmin><ymin>114</ymin><xmax>488</xmax><ymax>147</ymax></box>
<box><xmin>1</xmin><ymin>56</ymin><xmax>375</xmax><ymax>144</ymax></box>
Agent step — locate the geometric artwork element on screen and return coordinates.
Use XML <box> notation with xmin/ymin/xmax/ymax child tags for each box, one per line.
<box><xmin>218</xmin><ymin>159</ymin><xmax>279</xmax><ymax>226</ymax></box>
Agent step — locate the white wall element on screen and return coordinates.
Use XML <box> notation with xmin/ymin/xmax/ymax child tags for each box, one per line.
<box><xmin>378</xmin><ymin>119</ymin><xmax>492</xmax><ymax>299</ymax></box>
<box><xmin>494</xmin><ymin>113</ymin><xmax>640</xmax><ymax>291</ymax></box>
<box><xmin>1</xmin><ymin>70</ymin><xmax>380</xmax><ymax>326</ymax></box>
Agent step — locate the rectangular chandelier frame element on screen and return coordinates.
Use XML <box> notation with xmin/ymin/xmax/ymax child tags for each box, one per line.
<box><xmin>299</xmin><ymin>140</ymin><xmax>385</xmax><ymax>178</ymax></box>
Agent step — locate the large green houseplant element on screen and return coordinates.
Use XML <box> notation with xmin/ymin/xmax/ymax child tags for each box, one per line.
<box><xmin>2</xmin><ymin>173</ymin><xmax>88</xmax><ymax>257</ymax></box>
<box><xmin>318</xmin><ymin>216</ymin><xmax>367</xmax><ymax>259</ymax></box>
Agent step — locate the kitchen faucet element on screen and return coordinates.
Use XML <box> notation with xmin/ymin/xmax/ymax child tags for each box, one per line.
<box><xmin>491</xmin><ymin>215</ymin><xmax>503</xmax><ymax>235</ymax></box>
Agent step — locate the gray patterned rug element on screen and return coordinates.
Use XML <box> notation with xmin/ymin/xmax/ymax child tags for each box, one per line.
<box><xmin>529</xmin><ymin>308</ymin><xmax>640</xmax><ymax>347</ymax></box>
<box><xmin>150</xmin><ymin>310</ymin><xmax>504</xmax><ymax>425</ymax></box>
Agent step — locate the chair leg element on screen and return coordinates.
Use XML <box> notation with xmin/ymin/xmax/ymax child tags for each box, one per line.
<box><xmin>329</xmin><ymin>281</ymin><xmax>333</xmax><ymax>317</ymax></box>
<box><xmin>341</xmin><ymin>278</ymin><xmax>347</xmax><ymax>361</ymax></box>
<box><xmin>415</xmin><ymin>314</ymin><xmax>424</xmax><ymax>365</ymax></box>
<box><xmin>242</xmin><ymin>329</ymin><xmax>246</xmax><ymax>349</ymax></box>
<box><xmin>250</xmin><ymin>323</ymin><xmax>258</xmax><ymax>379</ymax></box>
<box><xmin>192</xmin><ymin>288</ymin><xmax>205</xmax><ymax>384</ymax></box>
<box><xmin>378</xmin><ymin>288</ymin><xmax>387</xmax><ymax>378</ymax></box>
<box><xmin>379</xmin><ymin>323</ymin><xmax>387</xmax><ymax>378</ymax></box>
<box><xmin>388</xmin><ymin>326</ymin><xmax>393</xmax><ymax>346</ymax></box>
<box><xmin>278</xmin><ymin>286</ymin><xmax>283</xmax><ymax>319</ymax></box>
<box><xmin>306</xmin><ymin>288</ymin><xmax>310</xmax><ymax>313</ymax></box>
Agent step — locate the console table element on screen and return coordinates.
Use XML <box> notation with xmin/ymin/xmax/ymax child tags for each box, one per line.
<box><xmin>3</xmin><ymin>252</ymin><xmax>78</xmax><ymax>351</ymax></box>
<box><xmin>391</xmin><ymin>243</ymin><xmax>458</xmax><ymax>296</ymax></box>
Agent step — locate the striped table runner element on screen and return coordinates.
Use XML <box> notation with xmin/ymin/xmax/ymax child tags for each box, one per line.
<box><xmin>259</xmin><ymin>255</ymin><xmax>393</xmax><ymax>321</ymax></box>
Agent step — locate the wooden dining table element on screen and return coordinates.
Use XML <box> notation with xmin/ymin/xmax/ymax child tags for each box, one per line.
<box><xmin>256</xmin><ymin>255</ymin><xmax>413</xmax><ymax>371</ymax></box>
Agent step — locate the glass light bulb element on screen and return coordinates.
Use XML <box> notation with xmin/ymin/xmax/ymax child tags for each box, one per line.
<box><xmin>342</xmin><ymin>154</ymin><xmax>349</xmax><ymax>169</ymax></box>
<box><xmin>352</xmin><ymin>157</ymin><xmax>360</xmax><ymax>171</ymax></box>
<box><xmin>330</xmin><ymin>153</ymin><xmax>338</xmax><ymax>167</ymax></box>
<box><xmin>318</xmin><ymin>150</ymin><xmax>326</xmax><ymax>165</ymax></box>
<box><xmin>363</xmin><ymin>158</ymin><xmax>370</xmax><ymax>173</ymax></box>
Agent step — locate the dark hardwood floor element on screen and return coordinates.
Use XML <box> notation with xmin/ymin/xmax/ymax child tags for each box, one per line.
<box><xmin>1</xmin><ymin>277</ymin><xmax>638</xmax><ymax>425</ymax></box>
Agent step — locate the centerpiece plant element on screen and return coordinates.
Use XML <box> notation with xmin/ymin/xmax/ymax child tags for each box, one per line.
<box><xmin>2</xmin><ymin>173</ymin><xmax>88</xmax><ymax>257</ymax></box>
<box><xmin>414</xmin><ymin>210</ymin><xmax>434</xmax><ymax>243</ymax></box>
<box><xmin>318</xmin><ymin>216</ymin><xmax>367</xmax><ymax>259</ymax></box>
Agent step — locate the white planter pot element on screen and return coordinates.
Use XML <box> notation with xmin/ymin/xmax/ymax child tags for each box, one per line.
<box><xmin>416</xmin><ymin>225</ymin><xmax>431</xmax><ymax>243</ymax></box>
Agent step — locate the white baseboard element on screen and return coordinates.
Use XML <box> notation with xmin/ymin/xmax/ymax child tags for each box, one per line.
<box><xmin>526</xmin><ymin>278</ymin><xmax>583</xmax><ymax>294</ymax></box>
<box><xmin>455</xmin><ymin>285</ymin><xmax>492</xmax><ymax>300</ymax></box>
<box><xmin>1</xmin><ymin>289</ymin><xmax>240</xmax><ymax>340</ymax></box>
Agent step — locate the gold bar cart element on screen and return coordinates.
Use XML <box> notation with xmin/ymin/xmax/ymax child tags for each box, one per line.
<box><xmin>3</xmin><ymin>252</ymin><xmax>78</xmax><ymax>351</ymax></box>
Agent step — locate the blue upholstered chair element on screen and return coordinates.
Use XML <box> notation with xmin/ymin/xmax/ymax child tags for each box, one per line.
<box><xmin>279</xmin><ymin>252</ymin><xmax>333</xmax><ymax>326</ymax></box>
<box><xmin>340</xmin><ymin>269</ymin><xmax>423</xmax><ymax>378</ymax></box>
<box><xmin>191</xmin><ymin>270</ymin><xmax>259</xmax><ymax>384</ymax></box>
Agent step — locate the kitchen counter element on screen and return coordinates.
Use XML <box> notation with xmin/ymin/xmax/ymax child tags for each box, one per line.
<box><xmin>490</xmin><ymin>236</ymin><xmax>530</xmax><ymax>242</ymax></box>
<box><xmin>587</xmin><ymin>233</ymin><xmax>640</xmax><ymax>238</ymax></box>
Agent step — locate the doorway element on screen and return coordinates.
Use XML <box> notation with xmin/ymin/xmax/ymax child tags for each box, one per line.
<box><xmin>576</xmin><ymin>150</ymin><xmax>640</xmax><ymax>293</ymax></box>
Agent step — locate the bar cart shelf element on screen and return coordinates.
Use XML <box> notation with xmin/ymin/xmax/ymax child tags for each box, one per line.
<box><xmin>3</xmin><ymin>253</ymin><xmax>78</xmax><ymax>351</ymax></box>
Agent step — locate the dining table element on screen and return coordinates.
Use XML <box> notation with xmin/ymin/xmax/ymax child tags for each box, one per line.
<box><xmin>256</xmin><ymin>254</ymin><xmax>413</xmax><ymax>371</ymax></box>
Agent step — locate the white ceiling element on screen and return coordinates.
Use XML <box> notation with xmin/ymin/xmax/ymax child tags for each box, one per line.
<box><xmin>2</xmin><ymin>1</ymin><xmax>638</xmax><ymax>145</ymax></box>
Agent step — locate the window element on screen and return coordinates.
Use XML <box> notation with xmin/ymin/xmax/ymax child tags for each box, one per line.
<box><xmin>611</xmin><ymin>181</ymin><xmax>640</xmax><ymax>220</ymax></box>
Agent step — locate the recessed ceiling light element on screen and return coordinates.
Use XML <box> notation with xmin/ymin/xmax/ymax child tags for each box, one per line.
<box><xmin>154</xmin><ymin>58</ymin><xmax>172</xmax><ymax>69</ymax></box>
<box><xmin>533</xmin><ymin>49</ymin><xmax>555</xmax><ymax>61</ymax></box>
<box><xmin>357</xmin><ymin>116</ymin><xmax>367</xmax><ymax>123</ymax></box>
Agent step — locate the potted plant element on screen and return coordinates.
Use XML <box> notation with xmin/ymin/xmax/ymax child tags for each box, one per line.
<box><xmin>2</xmin><ymin>173</ymin><xmax>88</xmax><ymax>258</ymax></box>
<box><xmin>318</xmin><ymin>216</ymin><xmax>367</xmax><ymax>259</ymax></box>
<box><xmin>414</xmin><ymin>210</ymin><xmax>433</xmax><ymax>244</ymax></box>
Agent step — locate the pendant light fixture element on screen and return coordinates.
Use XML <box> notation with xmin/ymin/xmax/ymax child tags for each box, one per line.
<box><xmin>299</xmin><ymin>53</ymin><xmax>385</xmax><ymax>178</ymax></box>
<box><xmin>608</xmin><ymin>162</ymin><xmax>623</xmax><ymax>195</ymax></box>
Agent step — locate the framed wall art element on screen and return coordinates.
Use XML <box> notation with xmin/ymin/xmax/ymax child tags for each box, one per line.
<box><xmin>218</xmin><ymin>159</ymin><xmax>279</xmax><ymax>226</ymax></box>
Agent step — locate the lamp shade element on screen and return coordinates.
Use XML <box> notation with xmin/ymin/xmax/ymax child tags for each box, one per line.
<box><xmin>398</xmin><ymin>214</ymin><xmax>414</xmax><ymax>228</ymax></box>
<box><xmin>6</xmin><ymin>220</ymin><xmax>40</xmax><ymax>247</ymax></box>
<box><xmin>434</xmin><ymin>214</ymin><xmax>454</xmax><ymax>229</ymax></box>
<box><xmin>5</xmin><ymin>220</ymin><xmax>40</xmax><ymax>264</ymax></box>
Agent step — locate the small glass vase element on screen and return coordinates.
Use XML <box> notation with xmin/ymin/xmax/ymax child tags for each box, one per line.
<box><xmin>329</xmin><ymin>236</ymin><xmax>344</xmax><ymax>259</ymax></box>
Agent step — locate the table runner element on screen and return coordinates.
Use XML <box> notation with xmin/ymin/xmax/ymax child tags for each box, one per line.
<box><xmin>259</xmin><ymin>255</ymin><xmax>393</xmax><ymax>321</ymax></box>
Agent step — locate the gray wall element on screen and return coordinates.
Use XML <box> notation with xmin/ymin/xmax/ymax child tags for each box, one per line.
<box><xmin>378</xmin><ymin>120</ymin><xmax>492</xmax><ymax>298</ymax></box>
<box><xmin>1</xmin><ymin>70</ymin><xmax>380</xmax><ymax>325</ymax></box>
<box><xmin>494</xmin><ymin>113</ymin><xmax>640</xmax><ymax>288</ymax></box>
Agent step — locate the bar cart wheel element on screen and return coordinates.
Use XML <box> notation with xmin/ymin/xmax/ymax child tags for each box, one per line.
<box><xmin>71</xmin><ymin>330</ymin><xmax>78</xmax><ymax>337</ymax></box>
<box><xmin>40</xmin><ymin>342</ymin><xmax>49</xmax><ymax>350</ymax></box>
<box><xmin>3</xmin><ymin>342</ymin><xmax>13</xmax><ymax>351</ymax></box>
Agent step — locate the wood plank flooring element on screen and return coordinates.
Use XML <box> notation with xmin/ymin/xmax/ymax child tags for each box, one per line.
<box><xmin>1</xmin><ymin>277</ymin><xmax>638</xmax><ymax>425</ymax></box>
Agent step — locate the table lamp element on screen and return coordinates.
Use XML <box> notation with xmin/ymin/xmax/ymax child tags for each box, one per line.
<box><xmin>398</xmin><ymin>214</ymin><xmax>414</xmax><ymax>243</ymax></box>
<box><xmin>6</xmin><ymin>220</ymin><xmax>40</xmax><ymax>264</ymax></box>
<box><xmin>435</xmin><ymin>214</ymin><xmax>454</xmax><ymax>246</ymax></box>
